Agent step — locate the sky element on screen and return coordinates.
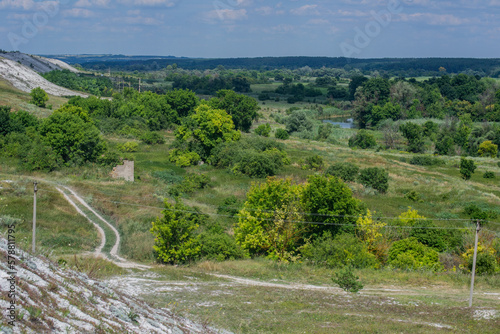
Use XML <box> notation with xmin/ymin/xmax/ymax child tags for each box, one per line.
<box><xmin>0</xmin><ymin>0</ymin><xmax>499</xmax><ymax>58</ymax></box>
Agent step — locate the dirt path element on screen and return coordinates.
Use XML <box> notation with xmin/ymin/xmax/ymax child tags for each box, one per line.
<box><xmin>57</xmin><ymin>185</ymin><xmax>151</xmax><ymax>270</ymax></box>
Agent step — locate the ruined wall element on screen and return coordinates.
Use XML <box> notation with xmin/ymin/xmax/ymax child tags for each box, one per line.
<box><xmin>111</xmin><ymin>160</ymin><xmax>134</xmax><ymax>182</ymax></box>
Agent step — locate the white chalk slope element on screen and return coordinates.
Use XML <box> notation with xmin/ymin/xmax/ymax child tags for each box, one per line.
<box><xmin>0</xmin><ymin>57</ymin><xmax>87</xmax><ymax>97</ymax></box>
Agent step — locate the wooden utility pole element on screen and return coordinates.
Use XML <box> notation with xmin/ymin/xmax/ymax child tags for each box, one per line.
<box><xmin>469</xmin><ymin>220</ymin><xmax>481</xmax><ymax>307</ymax></box>
<box><xmin>139</xmin><ymin>78</ymin><xmax>141</xmax><ymax>93</ymax></box>
<box><xmin>32</xmin><ymin>182</ymin><xmax>37</xmax><ymax>253</ymax></box>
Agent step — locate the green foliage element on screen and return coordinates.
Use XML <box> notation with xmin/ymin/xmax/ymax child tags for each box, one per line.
<box><xmin>39</xmin><ymin>110</ymin><xmax>106</xmax><ymax>165</ymax></box>
<box><xmin>275</xmin><ymin>128</ymin><xmax>290</xmax><ymax>140</ymax></box>
<box><xmin>150</xmin><ymin>200</ymin><xmax>203</xmax><ymax>264</ymax></box>
<box><xmin>301</xmin><ymin>154</ymin><xmax>324</xmax><ymax>171</ymax></box>
<box><xmin>174</xmin><ymin>104</ymin><xmax>241</xmax><ymax>161</ymax></box>
<box><xmin>165</xmin><ymin>88</ymin><xmax>198</xmax><ymax>119</ymax></box>
<box><xmin>209</xmin><ymin>90</ymin><xmax>259</xmax><ymax>132</ymax></box>
<box><xmin>168</xmin><ymin>149</ymin><xmax>201</xmax><ymax>167</ymax></box>
<box><xmin>404</xmin><ymin>190</ymin><xmax>422</xmax><ymax>202</ymax></box>
<box><xmin>316</xmin><ymin>123</ymin><xmax>333</xmax><ymax>141</ymax></box>
<box><xmin>325</xmin><ymin>162</ymin><xmax>359</xmax><ymax>182</ymax></box>
<box><xmin>478</xmin><ymin>140</ymin><xmax>498</xmax><ymax>158</ymax></box>
<box><xmin>168</xmin><ymin>173</ymin><xmax>211</xmax><ymax>197</ymax></box>
<box><xmin>409</xmin><ymin>155</ymin><xmax>444</xmax><ymax>166</ymax></box>
<box><xmin>399</xmin><ymin>122</ymin><xmax>424</xmax><ymax>153</ymax></box>
<box><xmin>217</xmin><ymin>195</ymin><xmax>242</xmax><ymax>217</ymax></box>
<box><xmin>302</xmin><ymin>175</ymin><xmax>361</xmax><ymax>238</ymax></box>
<box><xmin>332</xmin><ymin>266</ymin><xmax>364</xmax><ymax>293</ymax></box>
<box><xmin>358</xmin><ymin>168</ymin><xmax>389</xmax><ymax>193</ymax></box>
<box><xmin>409</xmin><ymin>220</ymin><xmax>446</xmax><ymax>251</ymax></box>
<box><xmin>198</xmin><ymin>232</ymin><xmax>245</xmax><ymax>261</ymax></box>
<box><xmin>30</xmin><ymin>87</ymin><xmax>48</xmax><ymax>107</ymax></box>
<box><xmin>483</xmin><ymin>171</ymin><xmax>495</xmax><ymax>179</ymax></box>
<box><xmin>42</xmin><ymin>70</ymin><xmax>114</xmax><ymax>96</ymax></box>
<box><xmin>210</xmin><ymin>137</ymin><xmax>289</xmax><ymax>177</ymax></box>
<box><xmin>388</xmin><ymin>237</ymin><xmax>443</xmax><ymax>271</ymax></box>
<box><xmin>464</xmin><ymin>252</ymin><xmax>497</xmax><ymax>275</ymax></box>
<box><xmin>235</xmin><ymin>177</ymin><xmax>305</xmax><ymax>257</ymax></box>
<box><xmin>285</xmin><ymin>110</ymin><xmax>314</xmax><ymax>133</ymax></box>
<box><xmin>254</xmin><ymin>123</ymin><xmax>271</xmax><ymax>137</ymax></box>
<box><xmin>140</xmin><ymin>131</ymin><xmax>165</xmax><ymax>145</ymax></box>
<box><xmin>348</xmin><ymin>130</ymin><xmax>377</xmax><ymax>149</ymax></box>
<box><xmin>303</xmin><ymin>232</ymin><xmax>377</xmax><ymax>269</ymax></box>
<box><xmin>118</xmin><ymin>141</ymin><xmax>139</xmax><ymax>152</ymax></box>
<box><xmin>459</xmin><ymin>157</ymin><xmax>476</xmax><ymax>180</ymax></box>
<box><xmin>20</xmin><ymin>137</ymin><xmax>61</xmax><ymax>172</ymax></box>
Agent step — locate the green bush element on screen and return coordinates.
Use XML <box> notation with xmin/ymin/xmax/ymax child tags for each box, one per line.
<box><xmin>409</xmin><ymin>155</ymin><xmax>444</xmax><ymax>166</ymax></box>
<box><xmin>302</xmin><ymin>232</ymin><xmax>377</xmax><ymax>269</ymax></box>
<box><xmin>460</xmin><ymin>157</ymin><xmax>476</xmax><ymax>180</ymax></box>
<box><xmin>464</xmin><ymin>252</ymin><xmax>497</xmax><ymax>275</ymax></box>
<box><xmin>275</xmin><ymin>128</ymin><xmax>290</xmax><ymax>140</ymax></box>
<box><xmin>409</xmin><ymin>220</ymin><xmax>446</xmax><ymax>251</ymax></box>
<box><xmin>325</xmin><ymin>162</ymin><xmax>359</xmax><ymax>182</ymax></box>
<box><xmin>96</xmin><ymin>151</ymin><xmax>121</xmax><ymax>167</ymax></box>
<box><xmin>168</xmin><ymin>173</ymin><xmax>211</xmax><ymax>197</ymax></box>
<box><xmin>358</xmin><ymin>168</ymin><xmax>389</xmax><ymax>193</ymax></box>
<box><xmin>301</xmin><ymin>154</ymin><xmax>324</xmax><ymax>171</ymax></box>
<box><xmin>140</xmin><ymin>131</ymin><xmax>165</xmax><ymax>145</ymax></box>
<box><xmin>118</xmin><ymin>141</ymin><xmax>139</xmax><ymax>153</ymax></box>
<box><xmin>197</xmin><ymin>232</ymin><xmax>245</xmax><ymax>261</ymax></box>
<box><xmin>348</xmin><ymin>129</ymin><xmax>376</xmax><ymax>149</ymax></box>
<box><xmin>483</xmin><ymin>171</ymin><xmax>495</xmax><ymax>179</ymax></box>
<box><xmin>332</xmin><ymin>266</ymin><xmax>364</xmax><ymax>293</ymax></box>
<box><xmin>388</xmin><ymin>237</ymin><xmax>443</xmax><ymax>271</ymax></box>
<box><xmin>316</xmin><ymin>123</ymin><xmax>333</xmax><ymax>141</ymax></box>
<box><xmin>217</xmin><ymin>195</ymin><xmax>242</xmax><ymax>217</ymax></box>
<box><xmin>30</xmin><ymin>87</ymin><xmax>48</xmax><ymax>107</ymax></box>
<box><xmin>254</xmin><ymin>123</ymin><xmax>271</xmax><ymax>137</ymax></box>
<box><xmin>404</xmin><ymin>190</ymin><xmax>421</xmax><ymax>202</ymax></box>
<box><xmin>285</xmin><ymin>110</ymin><xmax>314</xmax><ymax>133</ymax></box>
<box><xmin>234</xmin><ymin>150</ymin><xmax>282</xmax><ymax>177</ymax></box>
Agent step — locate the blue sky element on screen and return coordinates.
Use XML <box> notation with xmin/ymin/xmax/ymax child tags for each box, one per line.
<box><xmin>0</xmin><ymin>0</ymin><xmax>499</xmax><ymax>58</ymax></box>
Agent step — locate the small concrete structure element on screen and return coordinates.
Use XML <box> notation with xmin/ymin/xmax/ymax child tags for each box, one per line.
<box><xmin>111</xmin><ymin>160</ymin><xmax>134</xmax><ymax>182</ymax></box>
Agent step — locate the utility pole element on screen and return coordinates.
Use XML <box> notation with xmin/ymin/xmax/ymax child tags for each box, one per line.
<box><xmin>139</xmin><ymin>78</ymin><xmax>141</xmax><ymax>93</ymax></box>
<box><xmin>469</xmin><ymin>220</ymin><xmax>481</xmax><ymax>307</ymax></box>
<box><xmin>32</xmin><ymin>182</ymin><xmax>37</xmax><ymax>253</ymax></box>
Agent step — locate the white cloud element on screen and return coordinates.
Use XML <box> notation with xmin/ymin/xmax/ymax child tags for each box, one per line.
<box><xmin>74</xmin><ymin>0</ymin><xmax>111</xmax><ymax>8</ymax></box>
<box><xmin>255</xmin><ymin>6</ymin><xmax>273</xmax><ymax>16</ymax></box>
<box><xmin>62</xmin><ymin>8</ymin><xmax>96</xmax><ymax>18</ymax></box>
<box><xmin>307</xmin><ymin>18</ymin><xmax>329</xmax><ymax>25</ymax></box>
<box><xmin>0</xmin><ymin>0</ymin><xmax>35</xmax><ymax>10</ymax></box>
<box><xmin>113</xmin><ymin>15</ymin><xmax>162</xmax><ymax>25</ymax></box>
<box><xmin>204</xmin><ymin>9</ymin><xmax>248</xmax><ymax>22</ymax></box>
<box><xmin>290</xmin><ymin>5</ymin><xmax>319</xmax><ymax>16</ymax></box>
<box><xmin>118</xmin><ymin>0</ymin><xmax>177</xmax><ymax>6</ymax></box>
<box><xmin>398</xmin><ymin>13</ymin><xmax>472</xmax><ymax>26</ymax></box>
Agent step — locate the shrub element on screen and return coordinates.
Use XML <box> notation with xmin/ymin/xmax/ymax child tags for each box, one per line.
<box><xmin>150</xmin><ymin>200</ymin><xmax>203</xmax><ymax>264</ymax></box>
<box><xmin>358</xmin><ymin>168</ymin><xmax>389</xmax><ymax>193</ymax></box>
<box><xmin>388</xmin><ymin>237</ymin><xmax>443</xmax><ymax>271</ymax></box>
<box><xmin>168</xmin><ymin>149</ymin><xmax>200</xmax><ymax>167</ymax></box>
<box><xmin>409</xmin><ymin>220</ymin><xmax>446</xmax><ymax>251</ymax></box>
<box><xmin>478</xmin><ymin>140</ymin><xmax>498</xmax><ymax>158</ymax></box>
<box><xmin>459</xmin><ymin>157</ymin><xmax>476</xmax><ymax>180</ymax></box>
<box><xmin>118</xmin><ymin>141</ymin><xmax>139</xmax><ymax>152</ymax></box>
<box><xmin>217</xmin><ymin>195</ymin><xmax>242</xmax><ymax>217</ymax></box>
<box><xmin>461</xmin><ymin>244</ymin><xmax>498</xmax><ymax>275</ymax></box>
<box><xmin>316</xmin><ymin>123</ymin><xmax>333</xmax><ymax>141</ymax></box>
<box><xmin>140</xmin><ymin>131</ymin><xmax>165</xmax><ymax>145</ymax></box>
<box><xmin>483</xmin><ymin>171</ymin><xmax>495</xmax><ymax>179</ymax></box>
<box><xmin>275</xmin><ymin>128</ymin><xmax>290</xmax><ymax>140</ymax></box>
<box><xmin>303</xmin><ymin>232</ymin><xmax>377</xmax><ymax>269</ymax></box>
<box><xmin>197</xmin><ymin>232</ymin><xmax>245</xmax><ymax>261</ymax></box>
<box><xmin>254</xmin><ymin>123</ymin><xmax>271</xmax><ymax>137</ymax></box>
<box><xmin>301</xmin><ymin>154</ymin><xmax>324</xmax><ymax>171</ymax></box>
<box><xmin>409</xmin><ymin>155</ymin><xmax>444</xmax><ymax>166</ymax></box>
<box><xmin>332</xmin><ymin>266</ymin><xmax>364</xmax><ymax>293</ymax></box>
<box><xmin>348</xmin><ymin>129</ymin><xmax>376</xmax><ymax>149</ymax></box>
<box><xmin>285</xmin><ymin>110</ymin><xmax>314</xmax><ymax>133</ymax></box>
<box><xmin>30</xmin><ymin>87</ymin><xmax>48</xmax><ymax>107</ymax></box>
<box><xmin>234</xmin><ymin>150</ymin><xmax>282</xmax><ymax>177</ymax></box>
<box><xmin>325</xmin><ymin>162</ymin><xmax>359</xmax><ymax>182</ymax></box>
<box><xmin>96</xmin><ymin>151</ymin><xmax>121</xmax><ymax>167</ymax></box>
<box><xmin>168</xmin><ymin>173</ymin><xmax>211</xmax><ymax>197</ymax></box>
<box><xmin>404</xmin><ymin>190</ymin><xmax>421</xmax><ymax>202</ymax></box>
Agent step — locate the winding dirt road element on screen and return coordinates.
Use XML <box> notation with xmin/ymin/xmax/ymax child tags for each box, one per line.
<box><xmin>56</xmin><ymin>185</ymin><xmax>151</xmax><ymax>270</ymax></box>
